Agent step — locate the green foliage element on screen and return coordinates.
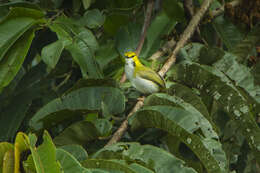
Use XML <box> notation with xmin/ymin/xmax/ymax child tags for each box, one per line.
<box><xmin>0</xmin><ymin>0</ymin><xmax>259</xmax><ymax>172</ymax></box>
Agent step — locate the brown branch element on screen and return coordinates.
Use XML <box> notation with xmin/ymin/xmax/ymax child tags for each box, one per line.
<box><xmin>149</xmin><ymin>38</ymin><xmax>176</xmax><ymax>60</ymax></box>
<box><xmin>106</xmin><ymin>0</ymin><xmax>214</xmax><ymax>146</ymax></box>
<box><xmin>159</xmin><ymin>0</ymin><xmax>214</xmax><ymax>77</ymax></box>
<box><xmin>136</xmin><ymin>0</ymin><xmax>154</xmax><ymax>56</ymax></box>
<box><xmin>120</xmin><ymin>0</ymin><xmax>154</xmax><ymax>84</ymax></box>
<box><xmin>211</xmin><ymin>0</ymin><xmax>240</xmax><ymax>18</ymax></box>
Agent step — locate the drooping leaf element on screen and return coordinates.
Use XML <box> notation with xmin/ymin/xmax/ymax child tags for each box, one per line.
<box><xmin>59</xmin><ymin>144</ymin><xmax>88</xmax><ymax>161</ymax></box>
<box><xmin>0</xmin><ymin>7</ymin><xmax>44</xmax><ymax>61</ymax></box>
<box><xmin>54</xmin><ymin>121</ymin><xmax>100</xmax><ymax>146</ymax></box>
<box><xmin>83</xmin><ymin>9</ymin><xmax>105</xmax><ymax>29</ymax></box>
<box><xmin>56</xmin><ymin>148</ymin><xmax>90</xmax><ymax>173</ymax></box>
<box><xmin>0</xmin><ymin>29</ymin><xmax>35</xmax><ymax>90</ymax></box>
<box><xmin>168</xmin><ymin>61</ymin><xmax>260</xmax><ymax>162</ymax></box>
<box><xmin>82</xmin><ymin>159</ymin><xmax>139</xmax><ymax>173</ymax></box>
<box><xmin>162</xmin><ymin>0</ymin><xmax>185</xmax><ymax>22</ymax></box>
<box><xmin>144</xmin><ymin>93</ymin><xmax>219</xmax><ymax>139</ymax></box>
<box><xmin>141</xmin><ymin>11</ymin><xmax>177</xmax><ymax>58</ymax></box>
<box><xmin>103</xmin><ymin>14</ymin><xmax>129</xmax><ymax>36</ymax></box>
<box><xmin>41</xmin><ymin>40</ymin><xmax>64</xmax><ymax>69</ymax></box>
<box><xmin>129</xmin><ymin>106</ymin><xmax>227</xmax><ymax>173</ymax></box>
<box><xmin>93</xmin><ymin>142</ymin><xmax>197</xmax><ymax>173</ymax></box>
<box><xmin>30</xmin><ymin>86</ymin><xmax>125</xmax><ymax>130</ymax></box>
<box><xmin>115</xmin><ymin>23</ymin><xmax>141</xmax><ymax>56</ymax></box>
<box><xmin>212</xmin><ymin>15</ymin><xmax>244</xmax><ymax>50</ymax></box>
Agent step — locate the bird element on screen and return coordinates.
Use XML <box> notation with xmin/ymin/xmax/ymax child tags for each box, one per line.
<box><xmin>124</xmin><ymin>51</ymin><xmax>165</xmax><ymax>94</ymax></box>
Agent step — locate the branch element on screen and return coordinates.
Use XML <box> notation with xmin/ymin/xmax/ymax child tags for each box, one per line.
<box><xmin>159</xmin><ymin>0</ymin><xmax>214</xmax><ymax>77</ymax></box>
<box><xmin>136</xmin><ymin>0</ymin><xmax>154</xmax><ymax>56</ymax></box>
<box><xmin>106</xmin><ymin>0</ymin><xmax>214</xmax><ymax>146</ymax></box>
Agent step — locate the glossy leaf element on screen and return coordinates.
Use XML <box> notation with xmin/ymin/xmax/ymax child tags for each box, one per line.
<box><xmin>41</xmin><ymin>40</ymin><xmax>64</xmax><ymax>69</ymax></box>
<box><xmin>141</xmin><ymin>11</ymin><xmax>177</xmax><ymax>58</ymax></box>
<box><xmin>93</xmin><ymin>142</ymin><xmax>197</xmax><ymax>173</ymax></box>
<box><xmin>30</xmin><ymin>86</ymin><xmax>125</xmax><ymax>130</ymax></box>
<box><xmin>0</xmin><ymin>29</ymin><xmax>35</xmax><ymax>90</ymax></box>
<box><xmin>54</xmin><ymin>121</ymin><xmax>100</xmax><ymax>146</ymax></box>
<box><xmin>168</xmin><ymin>61</ymin><xmax>260</xmax><ymax>161</ymax></box>
<box><xmin>0</xmin><ymin>7</ymin><xmax>44</xmax><ymax>61</ymax></box>
<box><xmin>14</xmin><ymin>132</ymin><xmax>29</xmax><ymax>173</ymax></box>
<box><xmin>2</xmin><ymin>150</ymin><xmax>14</xmax><ymax>173</ymax></box>
<box><xmin>56</xmin><ymin>148</ymin><xmax>90</xmax><ymax>173</ymax></box>
<box><xmin>59</xmin><ymin>144</ymin><xmax>88</xmax><ymax>161</ymax></box>
<box><xmin>84</xmin><ymin>9</ymin><xmax>105</xmax><ymax>29</ymax></box>
<box><xmin>27</xmin><ymin>131</ymin><xmax>61</xmax><ymax>173</ymax></box>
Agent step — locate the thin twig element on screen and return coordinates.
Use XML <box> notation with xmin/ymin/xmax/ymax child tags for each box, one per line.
<box><xmin>120</xmin><ymin>0</ymin><xmax>154</xmax><ymax>84</ymax></box>
<box><xmin>106</xmin><ymin>0</ymin><xmax>214</xmax><ymax>146</ymax></box>
<box><xmin>136</xmin><ymin>0</ymin><xmax>154</xmax><ymax>56</ymax></box>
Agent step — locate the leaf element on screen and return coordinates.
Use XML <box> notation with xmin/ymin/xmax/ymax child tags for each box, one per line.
<box><xmin>212</xmin><ymin>15</ymin><xmax>244</xmax><ymax>50</ymax></box>
<box><xmin>94</xmin><ymin>119</ymin><xmax>112</xmax><ymax>136</ymax></box>
<box><xmin>2</xmin><ymin>150</ymin><xmax>14</xmax><ymax>173</ymax></box>
<box><xmin>167</xmin><ymin>83</ymin><xmax>213</xmax><ymax>125</ymax></box>
<box><xmin>14</xmin><ymin>132</ymin><xmax>30</xmax><ymax>173</ymax></box>
<box><xmin>115</xmin><ymin>23</ymin><xmax>141</xmax><ymax>56</ymax></box>
<box><xmin>0</xmin><ymin>142</ymin><xmax>14</xmax><ymax>173</ymax></box>
<box><xmin>82</xmin><ymin>159</ymin><xmax>138</xmax><ymax>173</ymax></box>
<box><xmin>144</xmin><ymin>93</ymin><xmax>219</xmax><ymax>139</ymax></box>
<box><xmin>27</xmin><ymin>131</ymin><xmax>61</xmax><ymax>173</ymax></box>
<box><xmin>82</xmin><ymin>0</ymin><xmax>92</xmax><ymax>10</ymax></box>
<box><xmin>130</xmin><ymin>106</ymin><xmax>227</xmax><ymax>173</ymax></box>
<box><xmin>93</xmin><ymin>142</ymin><xmax>197</xmax><ymax>173</ymax></box>
<box><xmin>103</xmin><ymin>14</ymin><xmax>129</xmax><ymax>36</ymax></box>
<box><xmin>168</xmin><ymin>61</ymin><xmax>260</xmax><ymax>162</ymax></box>
<box><xmin>66</xmin><ymin>41</ymin><xmax>102</xmax><ymax>78</ymax></box>
<box><xmin>41</xmin><ymin>40</ymin><xmax>64</xmax><ymax>69</ymax></box>
<box><xmin>53</xmin><ymin>121</ymin><xmax>100</xmax><ymax>146</ymax></box>
<box><xmin>59</xmin><ymin>144</ymin><xmax>88</xmax><ymax>161</ymax></box>
<box><xmin>141</xmin><ymin>11</ymin><xmax>177</xmax><ymax>58</ymax></box>
<box><xmin>56</xmin><ymin>148</ymin><xmax>90</xmax><ymax>173</ymax></box>
<box><xmin>232</xmin><ymin>24</ymin><xmax>260</xmax><ymax>63</ymax></box>
<box><xmin>0</xmin><ymin>29</ymin><xmax>35</xmax><ymax>90</ymax></box>
<box><xmin>84</xmin><ymin>9</ymin><xmax>105</xmax><ymax>29</ymax></box>
<box><xmin>30</xmin><ymin>86</ymin><xmax>125</xmax><ymax>130</ymax></box>
<box><xmin>162</xmin><ymin>0</ymin><xmax>185</xmax><ymax>22</ymax></box>
<box><xmin>0</xmin><ymin>7</ymin><xmax>44</xmax><ymax>61</ymax></box>
<box><xmin>95</xmin><ymin>42</ymin><xmax>119</xmax><ymax>70</ymax></box>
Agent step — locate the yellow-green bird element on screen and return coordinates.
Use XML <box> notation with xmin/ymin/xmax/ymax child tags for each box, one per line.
<box><xmin>124</xmin><ymin>51</ymin><xmax>165</xmax><ymax>94</ymax></box>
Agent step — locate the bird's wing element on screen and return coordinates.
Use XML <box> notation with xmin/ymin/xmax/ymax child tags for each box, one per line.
<box><xmin>135</xmin><ymin>66</ymin><xmax>165</xmax><ymax>88</ymax></box>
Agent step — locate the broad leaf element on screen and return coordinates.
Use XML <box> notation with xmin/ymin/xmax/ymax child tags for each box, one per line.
<box><xmin>168</xmin><ymin>61</ymin><xmax>260</xmax><ymax>162</ymax></box>
<box><xmin>0</xmin><ymin>142</ymin><xmax>13</xmax><ymax>173</ymax></box>
<box><xmin>30</xmin><ymin>87</ymin><xmax>125</xmax><ymax>130</ymax></box>
<box><xmin>93</xmin><ymin>142</ymin><xmax>197</xmax><ymax>173</ymax></box>
<box><xmin>130</xmin><ymin>106</ymin><xmax>227</xmax><ymax>173</ymax></box>
<box><xmin>83</xmin><ymin>9</ymin><xmax>105</xmax><ymax>29</ymax></box>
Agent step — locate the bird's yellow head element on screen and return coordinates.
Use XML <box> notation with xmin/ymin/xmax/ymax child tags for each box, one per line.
<box><xmin>124</xmin><ymin>51</ymin><xmax>142</xmax><ymax>67</ymax></box>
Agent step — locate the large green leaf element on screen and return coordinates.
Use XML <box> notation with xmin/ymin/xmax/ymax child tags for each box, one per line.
<box><xmin>212</xmin><ymin>15</ymin><xmax>244</xmax><ymax>50</ymax></box>
<box><xmin>27</xmin><ymin>131</ymin><xmax>61</xmax><ymax>173</ymax></box>
<box><xmin>0</xmin><ymin>29</ymin><xmax>35</xmax><ymax>90</ymax></box>
<box><xmin>141</xmin><ymin>11</ymin><xmax>177</xmax><ymax>58</ymax></box>
<box><xmin>2</xmin><ymin>150</ymin><xmax>14</xmax><ymax>173</ymax></box>
<box><xmin>30</xmin><ymin>86</ymin><xmax>125</xmax><ymax>130</ymax></box>
<box><xmin>168</xmin><ymin>61</ymin><xmax>260</xmax><ymax>162</ymax></box>
<box><xmin>115</xmin><ymin>23</ymin><xmax>141</xmax><ymax>56</ymax></box>
<box><xmin>82</xmin><ymin>159</ymin><xmax>139</xmax><ymax>173</ymax></box>
<box><xmin>59</xmin><ymin>145</ymin><xmax>88</xmax><ymax>162</ymax></box>
<box><xmin>92</xmin><ymin>142</ymin><xmax>197</xmax><ymax>173</ymax></box>
<box><xmin>83</xmin><ymin>9</ymin><xmax>105</xmax><ymax>29</ymax></box>
<box><xmin>130</xmin><ymin>106</ymin><xmax>227</xmax><ymax>173</ymax></box>
<box><xmin>54</xmin><ymin>121</ymin><xmax>100</xmax><ymax>146</ymax></box>
<box><xmin>144</xmin><ymin>93</ymin><xmax>219</xmax><ymax>139</ymax></box>
<box><xmin>56</xmin><ymin>148</ymin><xmax>91</xmax><ymax>173</ymax></box>
<box><xmin>167</xmin><ymin>83</ymin><xmax>213</xmax><ymax>125</ymax></box>
<box><xmin>41</xmin><ymin>40</ymin><xmax>64</xmax><ymax>69</ymax></box>
<box><xmin>162</xmin><ymin>0</ymin><xmax>185</xmax><ymax>22</ymax></box>
<box><xmin>0</xmin><ymin>7</ymin><xmax>44</xmax><ymax>61</ymax></box>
